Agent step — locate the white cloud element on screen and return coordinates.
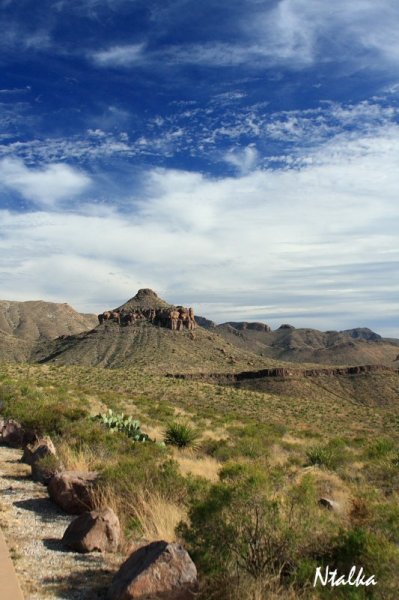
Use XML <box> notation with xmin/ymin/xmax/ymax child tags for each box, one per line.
<box><xmin>144</xmin><ymin>0</ymin><xmax>399</xmax><ymax>71</ymax></box>
<box><xmin>90</xmin><ymin>43</ymin><xmax>146</xmax><ymax>67</ymax></box>
<box><xmin>224</xmin><ymin>145</ymin><xmax>259</xmax><ymax>174</ymax></box>
<box><xmin>0</xmin><ymin>158</ymin><xmax>91</xmax><ymax>207</ymax></box>
<box><xmin>1</xmin><ymin>122</ymin><xmax>399</xmax><ymax>335</ymax></box>
<box><xmin>249</xmin><ymin>0</ymin><xmax>399</xmax><ymax>70</ymax></box>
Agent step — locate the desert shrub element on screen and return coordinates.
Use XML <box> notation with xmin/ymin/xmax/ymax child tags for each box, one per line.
<box><xmin>317</xmin><ymin>527</ymin><xmax>399</xmax><ymax>599</ymax></box>
<box><xmin>200</xmin><ymin>437</ymin><xmax>234</xmax><ymax>462</ymax></box>
<box><xmin>201</xmin><ymin>422</ymin><xmax>284</xmax><ymax>463</ymax></box>
<box><xmin>95</xmin><ymin>448</ymin><xmax>189</xmax><ymax>537</ymax></box>
<box><xmin>391</xmin><ymin>453</ymin><xmax>399</xmax><ymax>467</ymax></box>
<box><xmin>306</xmin><ymin>439</ymin><xmax>348</xmax><ymax>470</ymax></box>
<box><xmin>366</xmin><ymin>438</ymin><xmax>395</xmax><ymax>460</ymax></box>
<box><xmin>164</xmin><ymin>422</ymin><xmax>199</xmax><ymax>449</ymax></box>
<box><xmin>0</xmin><ymin>382</ymin><xmax>88</xmax><ymax>435</ymax></box>
<box><xmin>179</xmin><ymin>469</ymin><xmax>333</xmax><ymax>597</ymax></box>
<box><xmin>363</xmin><ymin>458</ymin><xmax>399</xmax><ymax>495</ymax></box>
<box><xmin>98</xmin><ymin>447</ymin><xmax>186</xmax><ymax>504</ymax></box>
<box><xmin>230</xmin><ymin>422</ymin><xmax>285</xmax><ymax>459</ymax></box>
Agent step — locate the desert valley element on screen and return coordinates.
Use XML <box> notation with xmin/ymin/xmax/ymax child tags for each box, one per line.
<box><xmin>0</xmin><ymin>289</ymin><xmax>399</xmax><ymax>599</ymax></box>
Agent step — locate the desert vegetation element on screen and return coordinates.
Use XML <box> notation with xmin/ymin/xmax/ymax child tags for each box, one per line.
<box><xmin>1</xmin><ymin>362</ymin><xmax>399</xmax><ymax>598</ymax></box>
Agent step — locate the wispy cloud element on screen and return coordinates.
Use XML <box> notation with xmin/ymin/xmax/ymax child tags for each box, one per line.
<box><xmin>84</xmin><ymin>1</ymin><xmax>399</xmax><ymax>72</ymax></box>
<box><xmin>90</xmin><ymin>43</ymin><xmax>146</xmax><ymax>67</ymax></box>
<box><xmin>1</xmin><ymin>98</ymin><xmax>397</xmax><ymax>173</ymax></box>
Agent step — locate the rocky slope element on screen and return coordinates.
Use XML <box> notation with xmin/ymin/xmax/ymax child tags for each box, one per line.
<box><xmin>213</xmin><ymin>322</ymin><xmax>399</xmax><ymax>366</ymax></box>
<box><xmin>33</xmin><ymin>290</ymin><xmax>277</xmax><ymax>373</ymax></box>
<box><xmin>0</xmin><ymin>300</ymin><xmax>98</xmax><ymax>363</ymax></box>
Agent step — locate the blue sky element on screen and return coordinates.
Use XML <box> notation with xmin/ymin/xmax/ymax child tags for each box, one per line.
<box><xmin>1</xmin><ymin>0</ymin><xmax>399</xmax><ymax>335</ymax></box>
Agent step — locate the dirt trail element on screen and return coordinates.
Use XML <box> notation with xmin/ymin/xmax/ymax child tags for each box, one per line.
<box><xmin>0</xmin><ymin>446</ymin><xmax>119</xmax><ymax>599</ymax></box>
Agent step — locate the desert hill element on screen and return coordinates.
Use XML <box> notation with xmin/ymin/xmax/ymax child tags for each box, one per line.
<box><xmin>211</xmin><ymin>321</ymin><xmax>399</xmax><ymax>366</ymax></box>
<box><xmin>0</xmin><ymin>300</ymin><xmax>98</xmax><ymax>363</ymax></box>
<box><xmin>33</xmin><ymin>290</ymin><xmax>277</xmax><ymax>373</ymax></box>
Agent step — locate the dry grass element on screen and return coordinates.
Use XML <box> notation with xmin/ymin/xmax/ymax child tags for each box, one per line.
<box><xmin>90</xmin><ymin>484</ymin><xmax>186</xmax><ymax>548</ymax></box>
<box><xmin>174</xmin><ymin>449</ymin><xmax>221</xmax><ymax>482</ymax></box>
<box><xmin>268</xmin><ymin>444</ymin><xmax>290</xmax><ymax>467</ymax></box>
<box><xmin>296</xmin><ymin>466</ymin><xmax>352</xmax><ymax>517</ymax></box>
<box><xmin>201</xmin><ymin>426</ymin><xmax>229</xmax><ymax>441</ymax></box>
<box><xmin>57</xmin><ymin>442</ymin><xmax>98</xmax><ymax>472</ymax></box>
<box><xmin>130</xmin><ymin>491</ymin><xmax>186</xmax><ymax>543</ymax></box>
<box><xmin>141</xmin><ymin>424</ymin><xmax>165</xmax><ymax>442</ymax></box>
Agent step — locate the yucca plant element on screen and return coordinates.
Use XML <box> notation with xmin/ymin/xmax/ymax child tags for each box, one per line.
<box><xmin>164</xmin><ymin>422</ymin><xmax>199</xmax><ymax>449</ymax></box>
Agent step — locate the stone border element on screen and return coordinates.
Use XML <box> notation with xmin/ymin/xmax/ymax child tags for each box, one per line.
<box><xmin>0</xmin><ymin>529</ymin><xmax>24</xmax><ymax>600</ymax></box>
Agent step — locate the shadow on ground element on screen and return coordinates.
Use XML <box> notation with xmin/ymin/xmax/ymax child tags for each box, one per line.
<box><xmin>41</xmin><ymin>566</ymin><xmax>114</xmax><ymax>599</ymax></box>
<box><xmin>13</xmin><ymin>497</ymin><xmax>69</xmax><ymax>523</ymax></box>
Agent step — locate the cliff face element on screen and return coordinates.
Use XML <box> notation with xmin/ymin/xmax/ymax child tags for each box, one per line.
<box><xmin>168</xmin><ymin>364</ymin><xmax>398</xmax><ymax>382</ymax></box>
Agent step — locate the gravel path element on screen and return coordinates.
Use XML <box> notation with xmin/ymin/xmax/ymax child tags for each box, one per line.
<box><xmin>0</xmin><ymin>446</ymin><xmax>121</xmax><ymax>599</ymax></box>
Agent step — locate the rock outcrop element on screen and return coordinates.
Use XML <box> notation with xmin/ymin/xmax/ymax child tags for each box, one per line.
<box><xmin>98</xmin><ymin>305</ymin><xmax>196</xmax><ymax>331</ymax></box>
<box><xmin>168</xmin><ymin>364</ymin><xmax>398</xmax><ymax>383</ymax></box>
<box><xmin>48</xmin><ymin>471</ymin><xmax>98</xmax><ymax>514</ymax></box>
<box><xmin>107</xmin><ymin>540</ymin><xmax>198</xmax><ymax>600</ymax></box>
<box><xmin>224</xmin><ymin>321</ymin><xmax>272</xmax><ymax>332</ymax></box>
<box><xmin>62</xmin><ymin>507</ymin><xmax>120</xmax><ymax>553</ymax></box>
<box><xmin>97</xmin><ymin>289</ymin><xmax>196</xmax><ymax>331</ymax></box>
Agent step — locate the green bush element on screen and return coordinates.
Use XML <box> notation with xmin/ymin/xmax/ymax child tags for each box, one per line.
<box><xmin>319</xmin><ymin>527</ymin><xmax>399</xmax><ymax>598</ymax></box>
<box><xmin>179</xmin><ymin>470</ymin><xmax>328</xmax><ymax>589</ymax></box>
<box><xmin>366</xmin><ymin>438</ymin><xmax>395</xmax><ymax>460</ymax></box>
<box><xmin>164</xmin><ymin>422</ymin><xmax>199</xmax><ymax>449</ymax></box>
<box><xmin>0</xmin><ymin>382</ymin><xmax>88</xmax><ymax>435</ymax></box>
<box><xmin>306</xmin><ymin>439</ymin><xmax>348</xmax><ymax>470</ymax></box>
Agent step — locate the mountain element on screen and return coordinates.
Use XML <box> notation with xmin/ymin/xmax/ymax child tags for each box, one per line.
<box><xmin>213</xmin><ymin>322</ymin><xmax>399</xmax><ymax>366</ymax></box>
<box><xmin>2</xmin><ymin>293</ymin><xmax>398</xmax><ymax>370</ymax></box>
<box><xmin>116</xmin><ymin>288</ymin><xmax>171</xmax><ymax>311</ymax></box>
<box><xmin>33</xmin><ymin>290</ymin><xmax>276</xmax><ymax>373</ymax></box>
<box><xmin>0</xmin><ymin>300</ymin><xmax>98</xmax><ymax>363</ymax></box>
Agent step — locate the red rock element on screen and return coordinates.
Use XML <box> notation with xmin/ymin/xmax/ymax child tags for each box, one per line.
<box><xmin>1</xmin><ymin>419</ymin><xmax>25</xmax><ymax>448</ymax></box>
<box><xmin>107</xmin><ymin>540</ymin><xmax>198</xmax><ymax>600</ymax></box>
<box><xmin>62</xmin><ymin>507</ymin><xmax>120</xmax><ymax>553</ymax></box>
<box><xmin>22</xmin><ymin>436</ymin><xmax>56</xmax><ymax>466</ymax></box>
<box><xmin>48</xmin><ymin>471</ymin><xmax>98</xmax><ymax>514</ymax></box>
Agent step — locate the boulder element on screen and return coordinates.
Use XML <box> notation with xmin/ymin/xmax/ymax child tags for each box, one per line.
<box><xmin>32</xmin><ymin>457</ymin><xmax>61</xmax><ymax>485</ymax></box>
<box><xmin>21</xmin><ymin>436</ymin><xmax>59</xmax><ymax>484</ymax></box>
<box><xmin>22</xmin><ymin>436</ymin><xmax>56</xmax><ymax>466</ymax></box>
<box><xmin>1</xmin><ymin>419</ymin><xmax>25</xmax><ymax>448</ymax></box>
<box><xmin>48</xmin><ymin>471</ymin><xmax>98</xmax><ymax>514</ymax></box>
<box><xmin>62</xmin><ymin>507</ymin><xmax>120</xmax><ymax>553</ymax></box>
<box><xmin>107</xmin><ymin>540</ymin><xmax>198</xmax><ymax>600</ymax></box>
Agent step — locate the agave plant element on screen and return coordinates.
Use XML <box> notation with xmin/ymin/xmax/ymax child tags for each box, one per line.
<box><xmin>164</xmin><ymin>422</ymin><xmax>199</xmax><ymax>449</ymax></box>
